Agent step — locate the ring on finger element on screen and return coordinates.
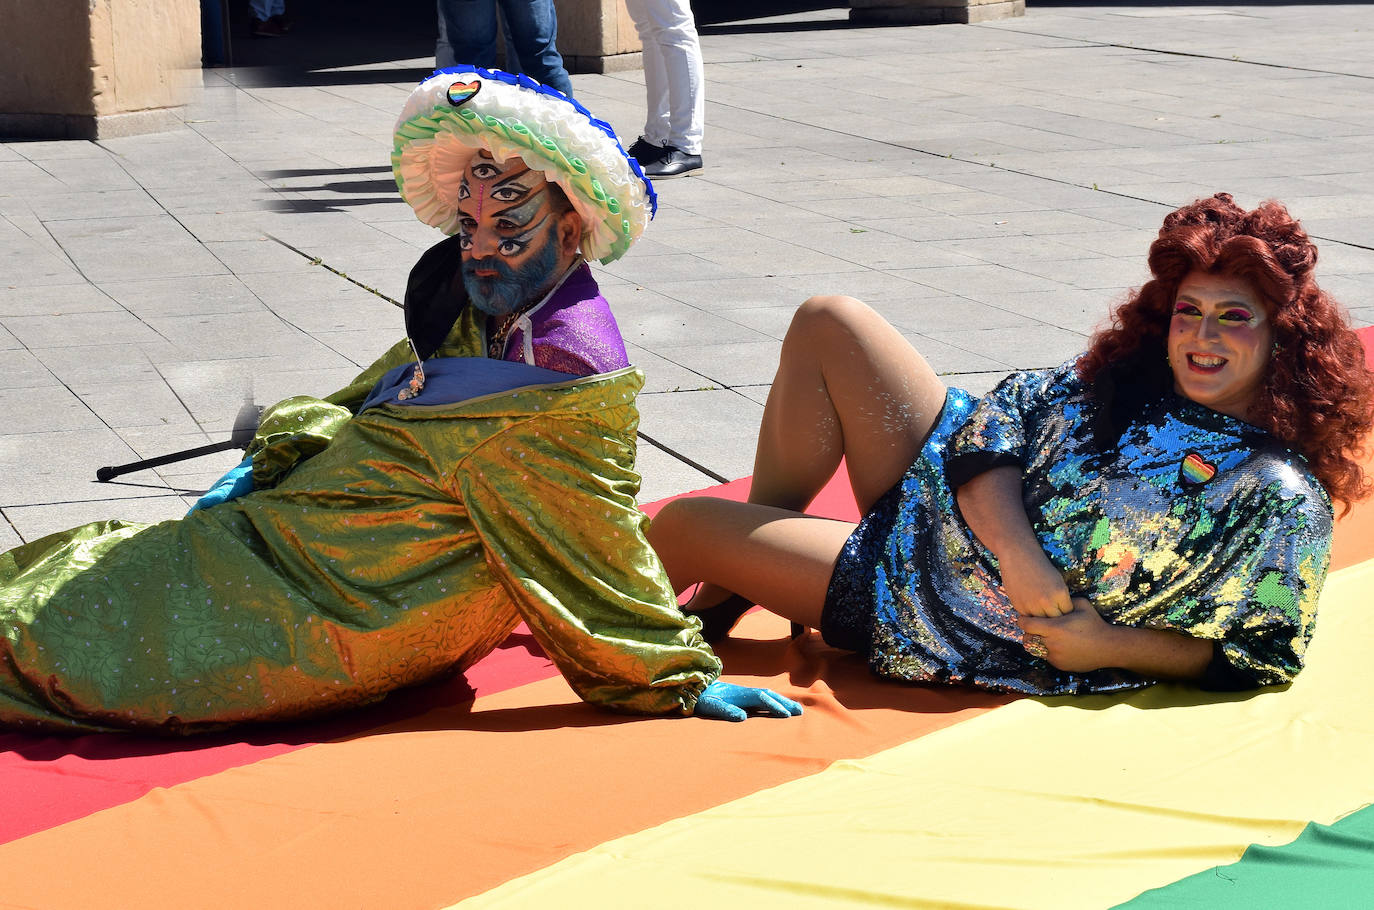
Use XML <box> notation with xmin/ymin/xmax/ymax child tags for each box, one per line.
<box><xmin>1023</xmin><ymin>634</ymin><xmax>1048</xmax><ymax>659</ymax></box>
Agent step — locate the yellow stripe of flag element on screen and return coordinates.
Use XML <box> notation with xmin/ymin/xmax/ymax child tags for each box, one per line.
<box><xmin>458</xmin><ymin>560</ymin><xmax>1374</xmax><ymax>910</ymax></box>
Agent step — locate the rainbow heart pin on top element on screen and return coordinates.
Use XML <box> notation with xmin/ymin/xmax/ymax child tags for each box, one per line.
<box><xmin>1180</xmin><ymin>452</ymin><xmax>1218</xmax><ymax>486</ymax></box>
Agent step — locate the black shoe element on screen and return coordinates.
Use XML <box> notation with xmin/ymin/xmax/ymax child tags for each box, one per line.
<box><xmin>685</xmin><ymin>593</ymin><xmax>754</xmax><ymax>643</ymax></box>
<box><xmin>251</xmin><ymin>17</ymin><xmax>287</xmax><ymax>36</ymax></box>
<box><xmin>627</xmin><ymin>137</ymin><xmax>669</xmax><ymax>166</ymax></box>
<box><xmin>642</xmin><ymin>146</ymin><xmax>702</xmax><ymax>179</ymax></box>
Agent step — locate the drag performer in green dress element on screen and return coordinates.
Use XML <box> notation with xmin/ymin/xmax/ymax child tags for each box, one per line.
<box><xmin>0</xmin><ymin>69</ymin><xmax>800</xmax><ymax>733</ymax></box>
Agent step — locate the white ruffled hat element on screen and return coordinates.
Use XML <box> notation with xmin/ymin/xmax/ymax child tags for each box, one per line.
<box><xmin>392</xmin><ymin>67</ymin><xmax>656</xmax><ymax>265</ymax></box>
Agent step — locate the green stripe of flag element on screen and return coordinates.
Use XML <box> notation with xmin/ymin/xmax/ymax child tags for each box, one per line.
<box><xmin>1118</xmin><ymin>802</ymin><xmax>1374</xmax><ymax>908</ymax></box>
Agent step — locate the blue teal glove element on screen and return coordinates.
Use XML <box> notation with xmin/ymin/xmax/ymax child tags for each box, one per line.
<box><xmin>693</xmin><ymin>680</ymin><xmax>804</xmax><ymax>723</ymax></box>
<box><xmin>188</xmin><ymin>457</ymin><xmax>254</xmax><ymax>514</ymax></box>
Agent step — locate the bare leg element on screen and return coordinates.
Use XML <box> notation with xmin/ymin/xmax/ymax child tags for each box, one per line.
<box><xmin>749</xmin><ymin>294</ymin><xmax>948</xmax><ymax>514</ymax></box>
<box><xmin>649</xmin><ymin>497</ymin><xmax>855</xmax><ymax>631</ymax></box>
<box><xmin>648</xmin><ymin>295</ymin><xmax>948</xmax><ymax>638</ymax></box>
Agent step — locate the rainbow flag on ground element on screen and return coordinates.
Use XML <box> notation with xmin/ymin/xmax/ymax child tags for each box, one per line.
<box><xmin>4</xmin><ymin>331</ymin><xmax>1372</xmax><ymax>909</ymax></box>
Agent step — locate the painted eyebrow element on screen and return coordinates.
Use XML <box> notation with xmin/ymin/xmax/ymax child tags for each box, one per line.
<box><xmin>489</xmin><ymin>185</ymin><xmax>551</xmax><ymax>228</ymax></box>
<box><xmin>491</xmin><ymin>169</ymin><xmax>537</xmax><ymax>193</ymax></box>
<box><xmin>499</xmin><ymin>211</ymin><xmax>556</xmax><ymax>250</ymax></box>
<box><xmin>1175</xmin><ymin>293</ymin><xmax>1256</xmax><ymax>310</ymax></box>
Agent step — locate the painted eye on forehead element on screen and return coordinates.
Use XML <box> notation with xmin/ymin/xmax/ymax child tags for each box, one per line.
<box><xmin>489</xmin><ymin>176</ymin><xmax>539</xmax><ymax>202</ymax></box>
<box><xmin>469</xmin><ymin>160</ymin><xmax>503</xmax><ymax>180</ymax></box>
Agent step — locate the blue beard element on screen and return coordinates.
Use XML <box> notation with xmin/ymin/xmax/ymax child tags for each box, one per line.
<box><xmin>462</xmin><ymin>238</ymin><xmax>560</xmax><ymax>316</ymax></box>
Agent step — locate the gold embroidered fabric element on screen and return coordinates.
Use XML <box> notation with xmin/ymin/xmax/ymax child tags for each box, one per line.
<box><xmin>1</xmin><ymin>366</ymin><xmax>719</xmax><ymax>733</ymax></box>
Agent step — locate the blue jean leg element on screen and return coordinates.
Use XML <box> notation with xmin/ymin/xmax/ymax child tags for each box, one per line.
<box><xmin>249</xmin><ymin>0</ymin><xmax>285</xmax><ymax>18</ymax></box>
<box><xmin>439</xmin><ymin>0</ymin><xmax>500</xmax><ymax>69</ymax></box>
<box><xmin>497</xmin><ymin>0</ymin><xmax>574</xmax><ymax>97</ymax></box>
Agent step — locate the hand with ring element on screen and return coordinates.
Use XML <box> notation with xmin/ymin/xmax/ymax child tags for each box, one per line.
<box><xmin>1017</xmin><ymin>597</ymin><xmax>1125</xmax><ymax>672</ymax></box>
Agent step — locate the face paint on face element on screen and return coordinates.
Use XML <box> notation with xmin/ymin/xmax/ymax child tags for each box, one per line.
<box><xmin>1167</xmin><ymin>269</ymin><xmax>1275</xmax><ymax>420</ymax></box>
<box><xmin>461</xmin><ymin>226</ymin><xmax>560</xmax><ymax>316</ymax></box>
<box><xmin>456</xmin><ymin>156</ymin><xmax>568</xmax><ymax>315</ymax></box>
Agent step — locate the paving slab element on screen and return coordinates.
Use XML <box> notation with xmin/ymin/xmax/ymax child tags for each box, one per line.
<box><xmin>0</xmin><ymin>516</ymin><xmax>20</xmax><ymax>551</ymax></box>
<box><xmin>31</xmin><ymin>342</ymin><xmax>177</xmax><ymax>388</ymax></box>
<box><xmin>1</xmin><ymin>0</ymin><xmax>1373</xmax><ymax>537</ymax></box>
<box><xmin>633</xmin><ymin>439</ymin><xmax>722</xmax><ymax>505</ymax></box>
<box><xmin>0</xmin><ymin>344</ymin><xmax>53</xmax><ymax>382</ymax></box>
<box><xmin>3</xmin><ymin>497</ymin><xmax>188</xmax><ymax>543</ymax></box>
<box><xmin>0</xmin><ymin>217</ymin><xmax>82</xmax><ymax>287</ymax></box>
<box><xmin>43</xmin><ymin>215</ymin><xmax>230</xmax><ymax>283</ymax></box>
<box><xmin>927</xmin><ymin>323</ymin><xmax>1089</xmax><ymax>371</ymax></box>
<box><xmin>4</xmin><ymin>309</ymin><xmax>167</xmax><ymax>349</ymax></box>
<box><xmin>0</xmin><ymin>386</ymin><xmax>104</xmax><ymax>435</ymax></box>
<box><xmin>145</xmin><ymin>312</ymin><xmax>355</xmax><ymax>366</ymax></box>
<box><xmin>0</xmin><ymin>282</ymin><xmax>122</xmax><ymax>317</ymax></box>
<box><xmin>635</xmin><ymin>387</ymin><xmax>764</xmax><ymax>485</ymax></box>
<box><xmin>624</xmin><ymin>344</ymin><xmax>726</xmax><ymax>395</ymax></box>
<box><xmin>654</xmin><ymin>339</ymin><xmax>783</xmax><ymax>388</ymax></box>
<box><xmin>100</xmin><ymin>275</ymin><xmax>267</xmax><ymax>318</ymax></box>
<box><xmin>77</xmin><ymin>380</ymin><xmax>205</xmax><ymax>431</ymax></box>
<box><xmin>0</xmin><ymin>427</ymin><xmax>191</xmax><ymax>509</ymax></box>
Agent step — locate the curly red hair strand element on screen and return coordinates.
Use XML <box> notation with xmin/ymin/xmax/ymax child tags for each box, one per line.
<box><xmin>1079</xmin><ymin>193</ymin><xmax>1374</xmax><ymax>513</ymax></box>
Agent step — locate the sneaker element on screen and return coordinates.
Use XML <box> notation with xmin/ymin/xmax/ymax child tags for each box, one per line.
<box><xmin>251</xmin><ymin>17</ymin><xmax>287</xmax><ymax>37</ymax></box>
<box><xmin>627</xmin><ymin>137</ymin><xmax>669</xmax><ymax>167</ymax></box>
<box><xmin>642</xmin><ymin>146</ymin><xmax>702</xmax><ymax>179</ymax></box>
<box><xmin>269</xmin><ymin>13</ymin><xmax>294</xmax><ymax>32</ymax></box>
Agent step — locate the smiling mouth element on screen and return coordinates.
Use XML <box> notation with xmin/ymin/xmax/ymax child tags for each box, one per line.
<box><xmin>1186</xmin><ymin>353</ymin><xmax>1227</xmax><ymax>373</ymax></box>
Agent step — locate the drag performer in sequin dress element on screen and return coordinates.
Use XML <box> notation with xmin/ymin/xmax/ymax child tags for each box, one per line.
<box><xmin>649</xmin><ymin>194</ymin><xmax>1374</xmax><ymax>694</ymax></box>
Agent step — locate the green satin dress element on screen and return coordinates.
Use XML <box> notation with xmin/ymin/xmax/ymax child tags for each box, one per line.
<box><xmin>0</xmin><ymin>362</ymin><xmax>720</xmax><ymax>734</ymax></box>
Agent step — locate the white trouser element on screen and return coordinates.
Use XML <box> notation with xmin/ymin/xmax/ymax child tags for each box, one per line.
<box><xmin>625</xmin><ymin>0</ymin><xmax>704</xmax><ymax>155</ymax></box>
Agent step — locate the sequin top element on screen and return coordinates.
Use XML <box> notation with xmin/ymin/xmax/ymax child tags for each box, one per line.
<box><xmin>863</xmin><ymin>360</ymin><xmax>1332</xmax><ymax>694</ymax></box>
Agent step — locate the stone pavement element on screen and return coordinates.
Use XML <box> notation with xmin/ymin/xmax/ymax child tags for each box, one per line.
<box><xmin>2</xmin><ymin>1</ymin><xmax>1372</xmax><ymax>550</ymax></box>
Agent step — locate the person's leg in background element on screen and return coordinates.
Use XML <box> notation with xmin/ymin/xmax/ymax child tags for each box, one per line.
<box><xmin>436</xmin><ymin>0</ymin><xmax>454</xmax><ymax>66</ymax></box>
<box><xmin>439</xmin><ymin>0</ymin><xmax>501</xmax><ymax>70</ymax></box>
<box><xmin>497</xmin><ymin>0</ymin><xmax>574</xmax><ymax>97</ymax></box>
<box><xmin>249</xmin><ymin>0</ymin><xmax>290</xmax><ymax>36</ymax></box>
<box><xmin>624</xmin><ymin>0</ymin><xmax>703</xmax><ymax>178</ymax></box>
<box><xmin>626</xmin><ymin>29</ymin><xmax>671</xmax><ymax>167</ymax></box>
<box><xmin>438</xmin><ymin>0</ymin><xmax>522</xmax><ymax>72</ymax></box>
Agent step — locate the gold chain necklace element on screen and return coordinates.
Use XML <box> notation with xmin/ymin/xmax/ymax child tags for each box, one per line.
<box><xmin>487</xmin><ymin>309</ymin><xmax>527</xmax><ymax>360</ymax></box>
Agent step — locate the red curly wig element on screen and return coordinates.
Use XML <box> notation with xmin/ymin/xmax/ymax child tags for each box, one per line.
<box><xmin>1079</xmin><ymin>193</ymin><xmax>1374</xmax><ymax>512</ymax></box>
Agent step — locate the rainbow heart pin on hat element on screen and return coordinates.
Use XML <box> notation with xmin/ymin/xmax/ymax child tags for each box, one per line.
<box><xmin>445</xmin><ymin>81</ymin><xmax>480</xmax><ymax>106</ymax></box>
